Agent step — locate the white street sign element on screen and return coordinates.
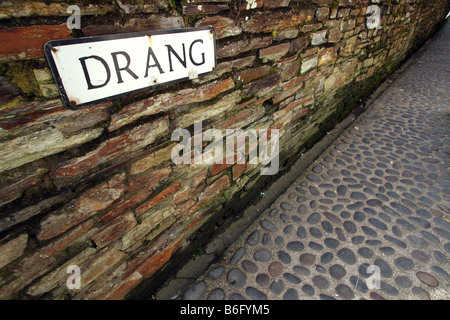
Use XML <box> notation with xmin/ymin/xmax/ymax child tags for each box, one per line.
<box><xmin>44</xmin><ymin>27</ymin><xmax>216</xmax><ymax>109</ymax></box>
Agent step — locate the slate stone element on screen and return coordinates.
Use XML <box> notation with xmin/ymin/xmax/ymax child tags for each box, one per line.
<box><xmin>431</xmin><ymin>266</ymin><xmax>450</xmax><ymax>280</ymax></box>
<box><xmin>433</xmin><ymin>250</ymin><xmax>448</xmax><ymax>263</ymax></box>
<box><xmin>262</xmin><ymin>233</ymin><xmax>271</xmax><ymax>245</ymax></box>
<box><xmin>275</xmin><ymin>236</ymin><xmax>284</xmax><ymax>246</ymax></box>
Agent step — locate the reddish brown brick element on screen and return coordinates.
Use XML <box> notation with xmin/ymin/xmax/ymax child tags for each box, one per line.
<box><xmin>198</xmin><ymin>175</ymin><xmax>230</xmax><ymax>204</ymax></box>
<box><xmin>235</xmin><ymin>65</ymin><xmax>272</xmax><ymax>84</ymax></box>
<box><xmin>91</xmin><ymin>211</ymin><xmax>137</xmax><ymax>249</ymax></box>
<box><xmin>136</xmin><ymin>182</ymin><xmax>182</xmax><ymax>215</ymax></box>
<box><xmin>56</xmin><ymin>117</ymin><xmax>169</xmax><ymax>178</ymax></box>
<box><xmin>128</xmin><ymin>167</ymin><xmax>172</xmax><ymax>194</ymax></box>
<box><xmin>37</xmin><ymin>173</ymin><xmax>126</xmax><ymax>241</ymax></box>
<box><xmin>0</xmin><ymin>25</ymin><xmax>71</xmax><ymax>62</ymax></box>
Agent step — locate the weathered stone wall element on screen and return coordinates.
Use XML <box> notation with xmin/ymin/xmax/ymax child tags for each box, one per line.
<box><xmin>0</xmin><ymin>0</ymin><xmax>448</xmax><ymax>299</ymax></box>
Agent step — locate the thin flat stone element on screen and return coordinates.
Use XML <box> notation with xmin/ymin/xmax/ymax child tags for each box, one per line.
<box><xmin>368</xmin><ymin>218</ymin><xmax>388</xmax><ymax>230</ymax></box>
<box><xmin>431</xmin><ymin>266</ymin><xmax>450</xmax><ymax>280</ymax></box>
<box><xmin>307</xmin><ymin>212</ymin><xmax>321</xmax><ymax>224</ymax></box>
<box><xmin>309</xmin><ymin>241</ymin><xmax>324</xmax><ymax>251</ymax></box>
<box><xmin>324</xmin><ymin>237</ymin><xmax>340</xmax><ymax>249</ymax></box>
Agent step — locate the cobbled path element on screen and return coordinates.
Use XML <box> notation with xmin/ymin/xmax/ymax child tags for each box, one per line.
<box><xmin>182</xmin><ymin>22</ymin><xmax>450</xmax><ymax>300</ymax></box>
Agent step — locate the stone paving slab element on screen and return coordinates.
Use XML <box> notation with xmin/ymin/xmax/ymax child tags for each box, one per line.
<box><xmin>177</xmin><ymin>22</ymin><xmax>450</xmax><ymax>300</ymax></box>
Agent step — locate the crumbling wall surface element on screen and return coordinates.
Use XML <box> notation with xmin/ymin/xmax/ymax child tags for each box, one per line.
<box><xmin>0</xmin><ymin>0</ymin><xmax>448</xmax><ymax>299</ymax></box>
